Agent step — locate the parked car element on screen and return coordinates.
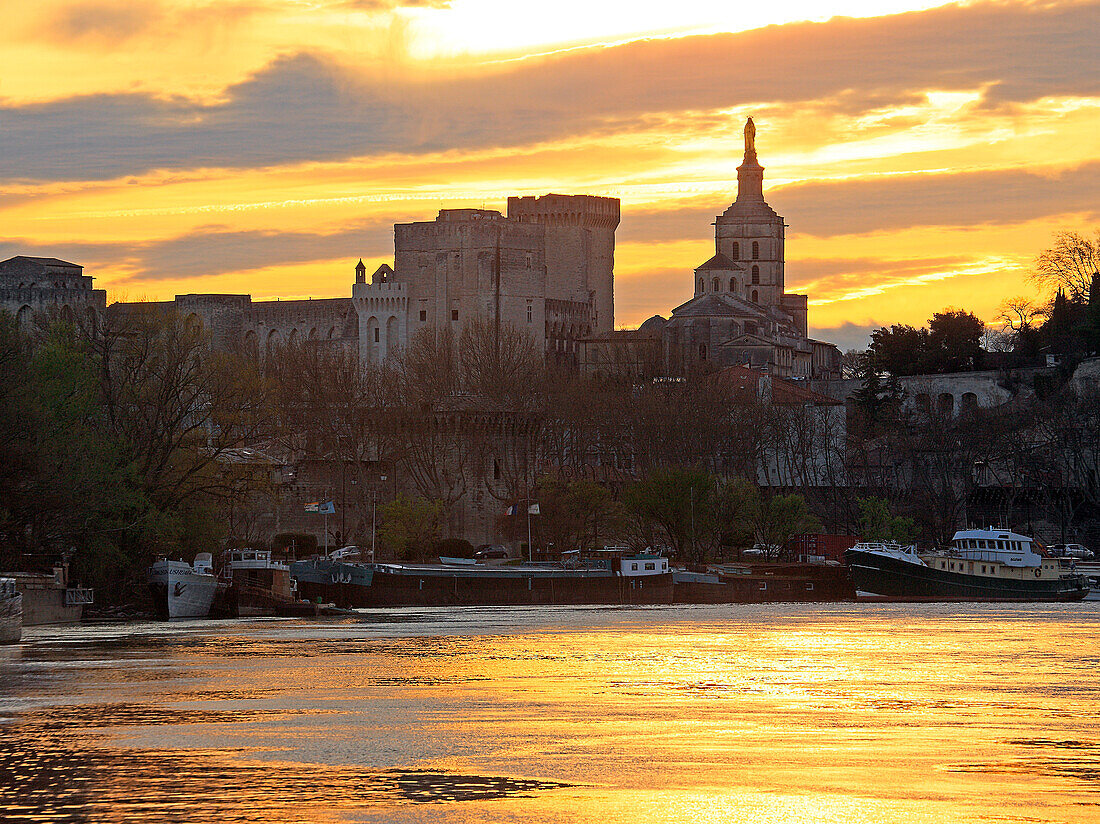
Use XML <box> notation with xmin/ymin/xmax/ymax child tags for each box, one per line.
<box><xmin>474</xmin><ymin>545</ymin><xmax>509</xmax><ymax>561</ymax></box>
<box><xmin>1048</xmin><ymin>543</ymin><xmax>1094</xmax><ymax>560</ymax></box>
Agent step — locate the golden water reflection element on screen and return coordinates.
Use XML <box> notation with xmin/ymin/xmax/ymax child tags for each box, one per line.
<box><xmin>0</xmin><ymin>604</ymin><xmax>1098</xmax><ymax>823</ymax></box>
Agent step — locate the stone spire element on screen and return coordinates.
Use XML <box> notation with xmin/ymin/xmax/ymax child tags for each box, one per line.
<box><xmin>736</xmin><ymin>117</ymin><xmax>765</xmax><ymax>204</ymax></box>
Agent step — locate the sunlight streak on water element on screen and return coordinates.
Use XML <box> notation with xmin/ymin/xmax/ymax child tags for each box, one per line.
<box><xmin>0</xmin><ymin>603</ymin><xmax>1098</xmax><ymax>823</ymax></box>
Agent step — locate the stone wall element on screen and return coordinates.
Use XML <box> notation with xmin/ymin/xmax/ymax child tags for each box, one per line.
<box><xmin>812</xmin><ymin>367</ymin><xmax>1055</xmax><ymax>417</ymax></box>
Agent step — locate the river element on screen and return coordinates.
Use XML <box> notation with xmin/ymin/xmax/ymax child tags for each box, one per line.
<box><xmin>1</xmin><ymin>603</ymin><xmax>1098</xmax><ymax>823</ymax></box>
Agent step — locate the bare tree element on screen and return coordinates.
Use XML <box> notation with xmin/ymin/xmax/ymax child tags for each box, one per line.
<box><xmin>1029</xmin><ymin>229</ymin><xmax>1100</xmax><ymax>303</ymax></box>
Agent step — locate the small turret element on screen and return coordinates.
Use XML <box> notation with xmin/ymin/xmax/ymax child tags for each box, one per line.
<box><xmin>354</xmin><ymin>259</ymin><xmax>366</xmax><ymax>284</ymax></box>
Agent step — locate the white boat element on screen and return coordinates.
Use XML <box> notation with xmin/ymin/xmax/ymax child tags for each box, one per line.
<box><xmin>147</xmin><ymin>553</ymin><xmax>220</xmax><ymax>620</ymax></box>
<box><xmin>0</xmin><ymin>578</ymin><xmax>22</xmax><ymax>643</ymax></box>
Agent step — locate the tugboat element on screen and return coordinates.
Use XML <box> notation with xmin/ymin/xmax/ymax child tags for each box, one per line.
<box><xmin>846</xmin><ymin>528</ymin><xmax>1090</xmax><ymax>602</ymax></box>
<box><xmin>0</xmin><ymin>578</ymin><xmax>22</xmax><ymax>643</ymax></box>
<box><xmin>213</xmin><ymin>549</ymin><xmax>298</xmax><ymax>617</ymax></box>
<box><xmin>147</xmin><ymin>553</ymin><xmax>221</xmax><ymax>620</ymax></box>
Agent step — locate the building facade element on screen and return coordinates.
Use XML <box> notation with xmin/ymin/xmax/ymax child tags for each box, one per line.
<box><xmin>0</xmin><ymin>256</ymin><xmax>107</xmax><ymax>330</ymax></box>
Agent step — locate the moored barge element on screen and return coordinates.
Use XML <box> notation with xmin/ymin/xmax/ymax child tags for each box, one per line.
<box><xmin>846</xmin><ymin>529</ymin><xmax>1089</xmax><ymax>602</ymax></box>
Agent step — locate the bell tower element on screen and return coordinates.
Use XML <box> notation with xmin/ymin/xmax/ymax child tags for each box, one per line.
<box><xmin>714</xmin><ymin>118</ymin><xmax>786</xmax><ymax>309</ymax></box>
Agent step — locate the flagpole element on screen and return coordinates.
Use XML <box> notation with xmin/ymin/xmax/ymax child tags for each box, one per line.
<box><xmin>524</xmin><ymin>475</ymin><xmax>532</xmax><ymax>564</ymax></box>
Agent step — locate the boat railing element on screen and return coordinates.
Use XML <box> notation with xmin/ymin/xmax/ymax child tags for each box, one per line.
<box><xmin>65</xmin><ymin>588</ymin><xmax>94</xmax><ymax>606</ymax></box>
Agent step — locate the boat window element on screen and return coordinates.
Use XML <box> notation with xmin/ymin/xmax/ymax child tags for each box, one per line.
<box><xmin>645</xmin><ymin>562</ymin><xmax>656</xmax><ymax>571</ymax></box>
<box><xmin>631</xmin><ymin>563</ymin><xmax>638</xmax><ymax>571</ymax></box>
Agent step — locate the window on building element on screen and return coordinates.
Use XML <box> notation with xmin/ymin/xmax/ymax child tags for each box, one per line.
<box><xmin>752</xmin><ymin>265</ymin><xmax>760</xmax><ymax>284</ymax></box>
<box><xmin>751</xmin><ymin>290</ymin><xmax>758</xmax><ymax>303</ymax></box>
<box><xmin>729</xmin><ymin>277</ymin><xmax>736</xmax><ymax>291</ymax></box>
<box><xmin>526</xmin><ymin>302</ymin><xmax>533</xmax><ymax>323</ymax></box>
<box><xmin>712</xmin><ymin>277</ymin><xmax>720</xmax><ymax>292</ymax></box>
<box><xmin>374</xmin><ymin>328</ymin><xmax>380</xmax><ymax>342</ymax></box>
<box><xmin>419</xmin><ymin>310</ymin><xmax>427</xmax><ymax>322</ymax></box>
<box><xmin>698</xmin><ymin>279</ymin><xmax>704</xmax><ymax>293</ymax></box>
<box><xmin>493</xmin><ymin>459</ymin><xmax>501</xmax><ymax>480</ymax></box>
<box><xmin>451</xmin><ymin>309</ymin><xmax>459</xmax><ymax>322</ymax></box>
<box><xmin>732</xmin><ymin>242</ymin><xmax>740</xmax><ymax>260</ymax></box>
<box><xmin>752</xmin><ymin>241</ymin><xmax>760</xmax><ymax>259</ymax></box>
<box><xmin>525</xmin><ymin>252</ymin><xmax>532</xmax><ymax>269</ymax></box>
<box><xmin>699</xmin><ymin>344</ymin><xmax>707</xmax><ymax>360</ymax></box>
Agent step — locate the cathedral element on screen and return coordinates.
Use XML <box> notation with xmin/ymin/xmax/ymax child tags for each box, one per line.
<box><xmin>581</xmin><ymin>119</ymin><xmax>841</xmax><ymax>380</ymax></box>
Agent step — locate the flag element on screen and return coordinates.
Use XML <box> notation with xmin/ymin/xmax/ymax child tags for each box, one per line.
<box><xmin>319</xmin><ymin>501</ymin><xmax>336</xmax><ymax>515</ymax></box>
<box><xmin>505</xmin><ymin>504</ymin><xmax>518</xmax><ymax>516</ymax></box>
<box><xmin>527</xmin><ymin>503</ymin><xmax>540</xmax><ymax>515</ymax></box>
<box><xmin>304</xmin><ymin>502</ymin><xmax>320</xmax><ymax>513</ymax></box>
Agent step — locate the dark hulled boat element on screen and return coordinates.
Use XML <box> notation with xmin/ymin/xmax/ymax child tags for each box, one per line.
<box><xmin>330</xmin><ymin>550</ymin><xmax>673</xmax><ymax>608</ymax></box>
<box><xmin>674</xmin><ymin>563</ymin><xmax>857</xmax><ymax>603</ymax></box>
<box><xmin>291</xmin><ymin>556</ymin><xmax>374</xmax><ymax>608</ymax></box>
<box><xmin>213</xmin><ymin>549</ymin><xmax>298</xmax><ymax>617</ymax></box>
<box><xmin>846</xmin><ymin>530</ymin><xmax>1089</xmax><ymax>602</ymax></box>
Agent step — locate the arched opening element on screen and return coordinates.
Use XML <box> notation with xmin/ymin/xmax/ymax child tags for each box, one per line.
<box><xmin>266</xmin><ymin>328</ymin><xmax>279</xmax><ymax>355</ymax></box>
<box><xmin>366</xmin><ymin>316</ymin><xmax>380</xmax><ymax>362</ymax></box>
<box><xmin>751</xmin><ymin>290</ymin><xmax>758</xmax><ymax>303</ymax></box>
<box><xmin>287</xmin><ymin>328</ymin><xmax>299</xmax><ymax>346</ymax></box>
<box><xmin>732</xmin><ymin>242</ymin><xmax>740</xmax><ymax>260</ymax></box>
<box><xmin>712</xmin><ymin>277</ymin><xmax>720</xmax><ymax>292</ymax></box>
<box><xmin>308</xmin><ymin>327</ymin><xmax>318</xmax><ymax>341</ymax></box>
<box><xmin>386</xmin><ymin>316</ymin><xmax>399</xmax><ymax>358</ymax></box>
<box><xmin>915</xmin><ymin>393</ymin><xmax>931</xmax><ymax>414</ymax></box>
<box><xmin>729</xmin><ymin>277</ymin><xmax>736</xmax><ymax>292</ymax></box>
<box><xmin>961</xmin><ymin>392</ymin><xmax>978</xmax><ymax>413</ymax></box>
<box><xmin>243</xmin><ymin>330</ymin><xmax>259</xmax><ymax>359</ymax></box>
<box><xmin>16</xmin><ymin>305</ymin><xmax>32</xmax><ymax>330</ymax></box>
<box><xmin>751</xmin><ymin>265</ymin><xmax>760</xmax><ymax>284</ymax></box>
<box><xmin>937</xmin><ymin>393</ymin><xmax>954</xmax><ymax>416</ymax></box>
<box><xmin>698</xmin><ymin>279</ymin><xmax>704</xmax><ymax>294</ymax></box>
<box><xmin>327</xmin><ymin>326</ymin><xmax>336</xmax><ymax>339</ymax></box>
<box><xmin>184</xmin><ymin>312</ymin><xmax>202</xmax><ymax>334</ymax></box>
<box><xmin>84</xmin><ymin>306</ymin><xmax>97</xmax><ymax>337</ymax></box>
<box><xmin>60</xmin><ymin>304</ymin><xmax>75</xmax><ymax>325</ymax></box>
<box><xmin>752</xmin><ymin>241</ymin><xmax>760</xmax><ymax>260</ymax></box>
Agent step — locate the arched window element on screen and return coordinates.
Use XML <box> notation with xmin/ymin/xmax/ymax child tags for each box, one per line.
<box><xmin>752</xmin><ymin>241</ymin><xmax>760</xmax><ymax>260</ymax></box>
<box><xmin>751</xmin><ymin>265</ymin><xmax>759</xmax><ymax>284</ymax></box>
<box><xmin>751</xmin><ymin>289</ymin><xmax>758</xmax><ymax>303</ymax></box>
<box><xmin>732</xmin><ymin>242</ymin><xmax>740</xmax><ymax>260</ymax></box>
<box><xmin>698</xmin><ymin>279</ymin><xmax>704</xmax><ymax>293</ymax></box>
<box><xmin>712</xmin><ymin>277</ymin><xmax>720</xmax><ymax>292</ymax></box>
<box><xmin>729</xmin><ymin>277</ymin><xmax>736</xmax><ymax>292</ymax></box>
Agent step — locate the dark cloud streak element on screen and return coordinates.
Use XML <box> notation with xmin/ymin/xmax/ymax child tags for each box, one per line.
<box><xmin>2</xmin><ymin>1</ymin><xmax>1097</xmax><ymax>182</ymax></box>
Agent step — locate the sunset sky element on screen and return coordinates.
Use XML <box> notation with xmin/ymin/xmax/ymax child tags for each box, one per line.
<box><xmin>2</xmin><ymin>0</ymin><xmax>1098</xmax><ymax>349</ymax></box>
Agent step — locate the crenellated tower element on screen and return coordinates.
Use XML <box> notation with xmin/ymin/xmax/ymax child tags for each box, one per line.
<box><xmin>352</xmin><ymin>262</ymin><xmax>406</xmax><ymax>365</ymax></box>
<box><xmin>507</xmin><ymin>194</ymin><xmax>620</xmax><ymax>334</ymax></box>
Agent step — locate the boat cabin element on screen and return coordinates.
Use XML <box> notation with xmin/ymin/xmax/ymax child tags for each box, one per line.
<box><xmin>221</xmin><ymin>549</ymin><xmax>289</xmax><ymax>579</ymax></box>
